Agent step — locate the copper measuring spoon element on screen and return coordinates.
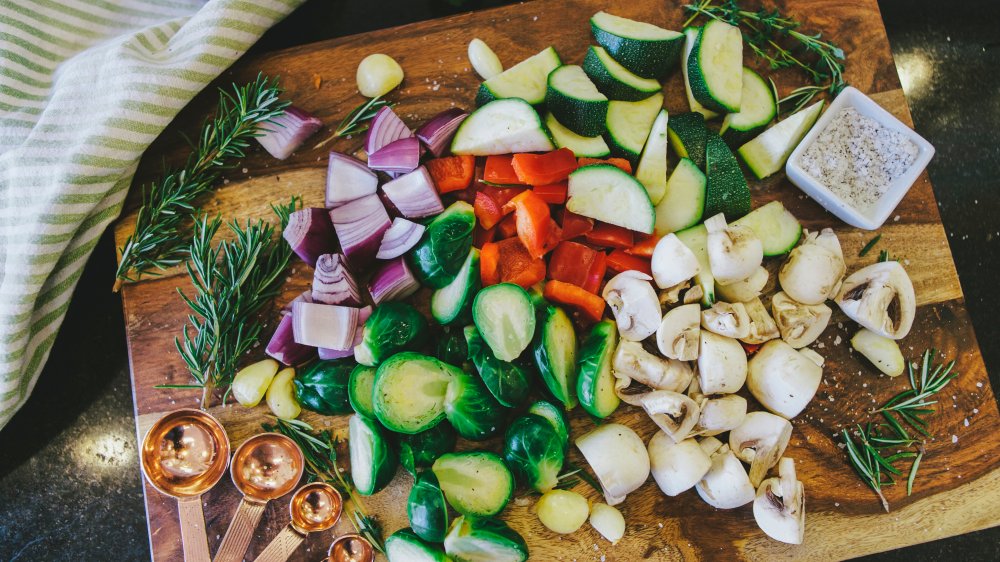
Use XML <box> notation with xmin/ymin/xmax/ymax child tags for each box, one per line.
<box><xmin>327</xmin><ymin>533</ymin><xmax>375</xmax><ymax>562</ymax></box>
<box><xmin>140</xmin><ymin>409</ymin><xmax>230</xmax><ymax>562</ymax></box>
<box><xmin>254</xmin><ymin>482</ymin><xmax>344</xmax><ymax>562</ymax></box>
<box><xmin>213</xmin><ymin>433</ymin><xmax>304</xmax><ymax>562</ymax></box>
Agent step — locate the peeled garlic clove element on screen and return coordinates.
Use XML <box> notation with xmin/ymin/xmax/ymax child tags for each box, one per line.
<box><xmin>771</xmin><ymin>291</ymin><xmax>832</xmax><ymax>349</ymax></box>
<box><xmin>656</xmin><ymin>303</ymin><xmax>701</xmax><ymax>361</ymax></box>
<box><xmin>851</xmin><ymin>328</ymin><xmax>905</xmax><ymax>376</ymax></box>
<box><xmin>747</xmin><ymin>340</ymin><xmax>822</xmax><ymax>419</ymax></box>
<box><xmin>648</xmin><ymin>433</ymin><xmax>711</xmax><ymax>496</ymax></box>
<box><xmin>536</xmin><ymin>490</ymin><xmax>590</xmax><ymax>534</ymax></box>
<box><xmin>728</xmin><ymin>411</ymin><xmax>793</xmax><ymax>487</ymax></box>
<box><xmin>695</xmin><ymin>444</ymin><xmax>756</xmax><ymax>509</ymax></box>
<box><xmin>753</xmin><ymin>457</ymin><xmax>805</xmax><ymax>544</ymax></box>
<box><xmin>232</xmin><ymin>358</ymin><xmax>280</xmax><ymax>407</ymax></box>
<box><xmin>589</xmin><ymin>503</ymin><xmax>626</xmax><ymax>544</ymax></box>
<box><xmin>468</xmin><ymin>38</ymin><xmax>503</xmax><ymax>80</ymax></box>
<box><xmin>651</xmin><ymin>233</ymin><xmax>701</xmax><ymax>289</ymax></box>
<box><xmin>697</xmin><ymin>331</ymin><xmax>747</xmax><ymax>395</ymax></box>
<box><xmin>741</xmin><ymin>297</ymin><xmax>780</xmax><ymax>345</ymax></box>
<box><xmin>266</xmin><ymin>367</ymin><xmax>301</xmax><ymax>419</ymax></box>
<box><xmin>836</xmin><ymin>261</ymin><xmax>916</xmax><ymax>340</ymax></box>
<box><xmin>778</xmin><ymin>228</ymin><xmax>846</xmax><ymax>305</ymax></box>
<box><xmin>701</xmin><ymin>301</ymin><xmax>751</xmax><ymax>339</ymax></box>
<box><xmin>356</xmin><ymin>53</ymin><xmax>404</xmax><ymax>98</ymax></box>
<box><xmin>603</xmin><ymin>270</ymin><xmax>662</xmax><ymax>341</ymax></box>
<box><xmin>705</xmin><ymin>213</ymin><xmax>763</xmax><ymax>285</ymax></box>
<box><xmin>717</xmin><ymin>266</ymin><xmax>769</xmax><ymax>303</ymax></box>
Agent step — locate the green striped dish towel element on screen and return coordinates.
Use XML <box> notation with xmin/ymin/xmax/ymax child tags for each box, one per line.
<box><xmin>0</xmin><ymin>0</ymin><xmax>304</xmax><ymax>430</ymax></box>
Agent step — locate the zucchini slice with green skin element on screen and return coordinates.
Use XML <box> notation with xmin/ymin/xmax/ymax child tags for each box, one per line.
<box><xmin>576</xmin><ymin>320</ymin><xmax>620</xmax><ymax>418</ymax></box>
<box><xmin>472</xmin><ymin>283</ymin><xmax>536</xmax><ymax>362</ymax></box>
<box><xmin>582</xmin><ymin>45</ymin><xmax>661</xmax><ymax>101</ymax></box>
<box><xmin>373</xmin><ymin>352</ymin><xmax>456</xmax><ymax>434</ymax></box>
<box><xmin>546</xmin><ymin>65</ymin><xmax>608</xmax><ymax>137</ymax></box>
<box><xmin>407</xmin><ymin>471</ymin><xmax>450</xmax><ymax>543</ymax></box>
<box><xmin>349</xmin><ymin>413</ymin><xmax>398</xmax><ymax>496</ymax></box>
<box><xmin>720</xmin><ymin>67</ymin><xmax>777</xmax><ymax>147</ymax></box>
<box><xmin>681</xmin><ymin>27</ymin><xmax>720</xmax><ymax>119</ymax></box>
<box><xmin>464</xmin><ymin>325</ymin><xmax>531</xmax><ymax>408</ymax></box>
<box><xmin>504</xmin><ymin>414</ymin><xmax>565</xmax><ymax>493</ymax></box>
<box><xmin>531</xmin><ymin>305</ymin><xmax>578</xmax><ymax>410</ymax></box>
<box><xmin>545</xmin><ymin>112</ymin><xmax>611</xmax><ymax>158</ymax></box>
<box><xmin>451</xmin><ymin>99</ymin><xmax>554</xmax><ymax>156</ymax></box>
<box><xmin>674</xmin><ymin>224</ymin><xmax>715</xmax><ymax>306</ymax></box>
<box><xmin>605</xmin><ymin>93</ymin><xmax>663</xmax><ymax>164</ymax></box>
<box><xmin>475</xmin><ymin>46</ymin><xmax>561</xmax><ymax>106</ymax></box>
<box><xmin>431</xmin><ymin>247</ymin><xmax>480</xmax><ymax>325</ymax></box>
<box><xmin>398</xmin><ymin>422</ymin><xmax>458</xmax><ymax>476</ymax></box>
<box><xmin>348</xmin><ymin>365</ymin><xmax>377</xmax><ymax>418</ymax></box>
<box><xmin>528</xmin><ymin>400</ymin><xmax>570</xmax><ymax>452</ymax></box>
<box><xmin>386</xmin><ymin>528</ymin><xmax>451</xmax><ymax>562</ymax></box>
<box><xmin>590</xmin><ymin>11</ymin><xmax>684</xmax><ymax>79</ymax></box>
<box><xmin>567</xmin><ymin>164</ymin><xmax>655</xmax><ymax>234</ymax></box>
<box><xmin>667</xmin><ymin>111</ymin><xmax>708</xmax><ymax>169</ymax></box>
<box><xmin>687</xmin><ymin>20</ymin><xmax>743</xmax><ymax>113</ymax></box>
<box><xmin>433</xmin><ymin>452</ymin><xmax>514</xmax><ymax>518</ymax></box>
<box><xmin>731</xmin><ymin>200</ymin><xmax>802</xmax><ymax>256</ymax></box>
<box><xmin>738</xmin><ymin>100</ymin><xmax>825</xmax><ymax>179</ymax></box>
<box><xmin>704</xmin><ymin>132</ymin><xmax>751</xmax><ymax>219</ymax></box>
<box><xmin>444</xmin><ymin>516</ymin><xmax>529</xmax><ymax>562</ymax></box>
<box><xmin>635</xmin><ymin>109</ymin><xmax>670</xmax><ymax>205</ymax></box>
<box><xmin>654</xmin><ymin>157</ymin><xmax>706</xmax><ymax>236</ymax></box>
<box><xmin>444</xmin><ymin>368</ymin><xmax>508</xmax><ymax>441</ymax></box>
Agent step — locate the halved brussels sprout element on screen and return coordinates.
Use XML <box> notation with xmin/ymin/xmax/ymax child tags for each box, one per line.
<box><xmin>443</xmin><ymin>369</ymin><xmax>508</xmax><ymax>440</ymax></box>
<box><xmin>504</xmin><ymin>414</ymin><xmax>565</xmax><ymax>493</ymax></box>
<box><xmin>528</xmin><ymin>400</ymin><xmax>570</xmax><ymax>452</ymax></box>
<box><xmin>577</xmin><ymin>320</ymin><xmax>621</xmax><ymax>418</ymax></box>
<box><xmin>386</xmin><ymin>527</ymin><xmax>451</xmax><ymax>562</ymax></box>
<box><xmin>464</xmin><ymin>325</ymin><xmax>531</xmax><ymax>407</ymax></box>
<box><xmin>348</xmin><ymin>364</ymin><xmax>377</xmax><ymax>418</ymax></box>
<box><xmin>373</xmin><ymin>352</ymin><xmax>457</xmax><ymax>434</ymax></box>
<box><xmin>407</xmin><ymin>471</ymin><xmax>450</xmax><ymax>543</ymax></box>
<box><xmin>473</xmin><ymin>283</ymin><xmax>536</xmax><ymax>361</ymax></box>
<box><xmin>436</xmin><ymin>329</ymin><xmax>470</xmax><ymax>367</ymax></box>
<box><xmin>398</xmin><ymin>422</ymin><xmax>458</xmax><ymax>476</ymax></box>
<box><xmin>409</xmin><ymin>201</ymin><xmax>476</xmax><ymax>289</ymax></box>
<box><xmin>433</xmin><ymin>452</ymin><xmax>513</xmax><ymax>518</ymax></box>
<box><xmin>349</xmin><ymin>413</ymin><xmax>398</xmax><ymax>496</ymax></box>
<box><xmin>293</xmin><ymin>359</ymin><xmax>354</xmax><ymax>415</ymax></box>
<box><xmin>355</xmin><ymin>302</ymin><xmax>430</xmax><ymax>367</ymax></box>
<box><xmin>532</xmin><ymin>305</ymin><xmax>579</xmax><ymax>410</ymax></box>
<box><xmin>444</xmin><ymin>516</ymin><xmax>528</xmax><ymax>562</ymax></box>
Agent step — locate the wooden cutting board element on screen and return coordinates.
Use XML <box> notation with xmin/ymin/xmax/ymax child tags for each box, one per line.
<box><xmin>114</xmin><ymin>0</ymin><xmax>1000</xmax><ymax>560</ymax></box>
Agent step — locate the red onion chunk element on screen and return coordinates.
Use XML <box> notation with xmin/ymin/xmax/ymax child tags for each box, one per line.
<box><xmin>368</xmin><ymin>137</ymin><xmax>421</xmax><ymax>174</ymax></box>
<box><xmin>368</xmin><ymin>257</ymin><xmax>420</xmax><ymax>305</ymax></box>
<box><xmin>291</xmin><ymin>301</ymin><xmax>359</xmax><ymax>350</ymax></box>
<box><xmin>312</xmin><ymin>253</ymin><xmax>362</xmax><ymax>306</ymax></box>
<box><xmin>266</xmin><ymin>314</ymin><xmax>315</xmax><ymax>365</ymax></box>
<box><xmin>416</xmin><ymin>108</ymin><xmax>467</xmax><ymax>157</ymax></box>
<box><xmin>283</xmin><ymin>208</ymin><xmax>336</xmax><ymax>266</ymax></box>
<box><xmin>326</xmin><ymin>152</ymin><xmax>379</xmax><ymax>208</ymax></box>
<box><xmin>377</xmin><ymin>217</ymin><xmax>426</xmax><ymax>260</ymax></box>
<box><xmin>280</xmin><ymin>291</ymin><xmax>313</xmax><ymax>317</ymax></box>
<box><xmin>329</xmin><ymin>194</ymin><xmax>391</xmax><ymax>271</ymax></box>
<box><xmin>257</xmin><ymin>106</ymin><xmax>323</xmax><ymax>160</ymax></box>
<box><xmin>318</xmin><ymin>305</ymin><xmax>372</xmax><ymax>359</ymax></box>
<box><xmin>382</xmin><ymin>166</ymin><xmax>444</xmax><ymax>219</ymax></box>
<box><xmin>365</xmin><ymin>106</ymin><xmax>412</xmax><ymax>154</ymax></box>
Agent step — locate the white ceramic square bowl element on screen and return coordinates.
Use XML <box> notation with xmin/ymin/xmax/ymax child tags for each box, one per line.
<box><xmin>785</xmin><ymin>86</ymin><xmax>935</xmax><ymax>230</ymax></box>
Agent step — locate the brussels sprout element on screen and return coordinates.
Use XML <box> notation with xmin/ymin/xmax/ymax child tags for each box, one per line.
<box><xmin>355</xmin><ymin>302</ymin><xmax>429</xmax><ymax>367</ymax></box>
<box><xmin>532</xmin><ymin>305</ymin><xmax>578</xmax><ymax>410</ymax></box>
<box><xmin>407</xmin><ymin>471</ymin><xmax>450</xmax><ymax>543</ymax></box>
<box><xmin>398</xmin><ymin>422</ymin><xmax>458</xmax><ymax>476</ymax></box>
<box><xmin>444</xmin><ymin>516</ymin><xmax>528</xmax><ymax>562</ymax></box>
<box><xmin>433</xmin><ymin>452</ymin><xmax>513</xmax><ymax>518</ymax></box>
<box><xmin>292</xmin><ymin>360</ymin><xmax>353</xmax><ymax>415</ymax></box>
<box><xmin>436</xmin><ymin>329</ymin><xmax>469</xmax><ymax>367</ymax></box>
<box><xmin>528</xmin><ymin>400</ymin><xmax>570</xmax><ymax>453</ymax></box>
<box><xmin>463</xmin><ymin>325</ymin><xmax>531</xmax><ymax>408</ymax></box>
<box><xmin>349</xmin><ymin>414</ymin><xmax>398</xmax><ymax>495</ymax></box>
<box><xmin>503</xmin><ymin>414</ymin><xmax>565</xmax><ymax>493</ymax></box>
<box><xmin>348</xmin><ymin>365</ymin><xmax>377</xmax><ymax>418</ymax></box>
<box><xmin>374</xmin><ymin>352</ymin><xmax>457</xmax><ymax>434</ymax></box>
<box><xmin>386</xmin><ymin>527</ymin><xmax>451</xmax><ymax>562</ymax></box>
<box><xmin>443</xmin><ymin>369</ymin><xmax>508</xmax><ymax>441</ymax></box>
<box><xmin>576</xmin><ymin>320</ymin><xmax>621</xmax><ymax>418</ymax></box>
<box><xmin>408</xmin><ymin>201</ymin><xmax>476</xmax><ymax>289</ymax></box>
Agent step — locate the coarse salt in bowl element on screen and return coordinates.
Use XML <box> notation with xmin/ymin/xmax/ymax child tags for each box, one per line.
<box><xmin>785</xmin><ymin>86</ymin><xmax>935</xmax><ymax>230</ymax></box>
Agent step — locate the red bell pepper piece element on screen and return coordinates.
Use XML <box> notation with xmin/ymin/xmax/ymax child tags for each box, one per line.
<box><xmin>586</xmin><ymin>222</ymin><xmax>635</xmax><ymax>249</ymax></box>
<box><xmin>474</xmin><ymin>191</ymin><xmax>504</xmax><ymax>230</ymax></box>
<box><xmin>482</xmin><ymin>184</ymin><xmax>526</xmax><ymax>210</ymax></box>
<box><xmin>473</xmin><ymin>224</ymin><xmax>497</xmax><ymax>248</ymax></box>
<box><xmin>511</xmin><ymin>148</ymin><xmax>578</xmax><ymax>185</ymax></box>
<box><xmin>503</xmin><ymin>190</ymin><xmax>554</xmax><ymax>259</ymax></box>
<box><xmin>425</xmin><ymin>154</ymin><xmax>475</xmax><ymax>193</ymax></box>
<box><xmin>577</xmin><ymin>157</ymin><xmax>633</xmax><ymax>174</ymax></box>
<box><xmin>557</xmin><ymin>208</ymin><xmax>594</xmax><ymax>240</ymax></box>
<box><xmin>544</xmin><ymin>280</ymin><xmax>606</xmax><ymax>323</ymax></box>
<box><xmin>480</xmin><ymin>242</ymin><xmax>500</xmax><ymax>286</ymax></box>
<box><xmin>741</xmin><ymin>341</ymin><xmax>762</xmax><ymax>356</ymax></box>
<box><xmin>627</xmin><ymin>234</ymin><xmax>661</xmax><ymax>258</ymax></box>
<box><xmin>496</xmin><ymin>213</ymin><xmax>518</xmax><ymax>240</ymax></box>
<box><xmin>483</xmin><ymin>155</ymin><xmax>526</xmax><ymax>185</ymax></box>
<box><xmin>494</xmin><ymin>238</ymin><xmax>546</xmax><ymax>288</ymax></box>
<box><xmin>606</xmin><ymin>249</ymin><xmax>652</xmax><ymax>276</ymax></box>
<box><xmin>583</xmin><ymin>252</ymin><xmax>607</xmax><ymax>294</ymax></box>
<box><xmin>533</xmin><ymin>182</ymin><xmax>568</xmax><ymax>205</ymax></box>
<box><xmin>548</xmin><ymin>241</ymin><xmax>597</xmax><ymax>288</ymax></box>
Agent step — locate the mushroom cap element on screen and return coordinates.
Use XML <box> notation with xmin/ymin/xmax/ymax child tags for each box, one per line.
<box><xmin>636</xmin><ymin>390</ymin><xmax>701</xmax><ymax>443</ymax></box>
<box><xmin>603</xmin><ymin>270</ymin><xmax>662</xmax><ymax>341</ymax></box>
<box><xmin>695</xmin><ymin>445</ymin><xmax>756</xmax><ymax>509</ymax></box>
<box><xmin>656</xmin><ymin>303</ymin><xmax>701</xmax><ymax>361</ymax></box>
<box><xmin>613</xmin><ymin>340</ymin><xmax>694</xmax><ymax>394</ymax></box>
<box><xmin>706</xmin><ymin>215</ymin><xmax>764</xmax><ymax>285</ymax></box>
<box><xmin>778</xmin><ymin>229</ymin><xmax>846</xmax><ymax>305</ymax></box>
<box><xmin>717</xmin><ymin>266</ymin><xmax>769</xmax><ymax>303</ymax></box>
<box><xmin>695</xmin><ymin>394</ymin><xmax>748</xmax><ymax>436</ymax></box>
<box><xmin>648</xmin><ymin>434</ymin><xmax>712</xmax><ymax>496</ymax></box>
<box><xmin>753</xmin><ymin>458</ymin><xmax>805</xmax><ymax>544</ymax></box>
<box><xmin>835</xmin><ymin>261</ymin><xmax>916</xmax><ymax>340</ymax></box>
<box><xmin>728</xmin><ymin>411</ymin><xmax>793</xmax><ymax>486</ymax></box>
<box><xmin>651</xmin><ymin>233</ymin><xmax>701</xmax><ymax>289</ymax></box>
<box><xmin>741</xmin><ymin>297</ymin><xmax>780</xmax><ymax>345</ymax></box>
<box><xmin>747</xmin><ymin>340</ymin><xmax>822</xmax><ymax>419</ymax></box>
<box><xmin>697</xmin><ymin>331</ymin><xmax>748</xmax><ymax>395</ymax></box>
<box><xmin>771</xmin><ymin>291</ymin><xmax>832</xmax><ymax>349</ymax></box>
<box><xmin>701</xmin><ymin>301</ymin><xmax>752</xmax><ymax>339</ymax></box>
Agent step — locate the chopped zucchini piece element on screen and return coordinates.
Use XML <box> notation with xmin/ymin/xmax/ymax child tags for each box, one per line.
<box><xmin>635</xmin><ymin>108</ymin><xmax>670</xmax><ymax>204</ymax></box>
<box><xmin>687</xmin><ymin>20</ymin><xmax>744</xmax><ymax>113</ymax></box>
<box><xmin>731</xmin><ymin>201</ymin><xmax>802</xmax><ymax>256</ymax></box>
<box><xmin>590</xmin><ymin>11</ymin><xmax>684</xmax><ymax>78</ymax></box>
<box><xmin>582</xmin><ymin>45</ymin><xmax>662</xmax><ymax>101</ymax></box>
<box><xmin>654</xmin><ymin>157</ymin><xmax>706</xmax><ymax>235</ymax></box>
<box><xmin>546</xmin><ymin>112</ymin><xmax>611</xmax><ymax>158</ymax></box>
<box><xmin>738</xmin><ymin>100</ymin><xmax>825</xmax><ymax>179</ymax></box>
<box><xmin>476</xmin><ymin>46</ymin><xmax>561</xmax><ymax>106</ymax></box>
<box><xmin>704</xmin><ymin>132</ymin><xmax>751</xmax><ymax>219</ymax></box>
<box><xmin>604</xmin><ymin>92</ymin><xmax>663</xmax><ymax>164</ymax></box>
<box><xmin>567</xmin><ymin>164</ymin><xmax>655</xmax><ymax>234</ymax></box>
<box><xmin>720</xmin><ymin>67</ymin><xmax>776</xmax><ymax>147</ymax></box>
<box><xmin>451</xmin><ymin>99</ymin><xmax>554</xmax><ymax>156</ymax></box>
<box><xmin>546</xmin><ymin>65</ymin><xmax>609</xmax><ymax>137</ymax></box>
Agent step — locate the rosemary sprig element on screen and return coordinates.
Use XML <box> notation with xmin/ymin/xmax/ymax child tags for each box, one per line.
<box><xmin>314</xmin><ymin>95</ymin><xmax>393</xmax><ymax>149</ymax></box>
<box><xmin>114</xmin><ymin>74</ymin><xmax>289</xmax><ymax>290</ymax></box>
<box><xmin>263</xmin><ymin>417</ymin><xmax>386</xmax><ymax>554</ymax></box>
<box><xmin>877</xmin><ymin>249</ymin><xmax>892</xmax><ymax>262</ymax></box>
<box><xmin>169</xmin><ymin>198</ymin><xmax>298</xmax><ymax>408</ymax></box>
<box><xmin>683</xmin><ymin>0</ymin><xmax>846</xmax><ymax>113</ymax></box>
<box><xmin>859</xmin><ymin>233</ymin><xmax>882</xmax><ymax>257</ymax></box>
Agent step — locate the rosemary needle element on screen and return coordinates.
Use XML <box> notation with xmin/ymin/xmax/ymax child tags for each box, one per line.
<box><xmin>859</xmin><ymin>233</ymin><xmax>882</xmax><ymax>257</ymax></box>
<box><xmin>313</xmin><ymin>95</ymin><xmax>393</xmax><ymax>149</ymax></box>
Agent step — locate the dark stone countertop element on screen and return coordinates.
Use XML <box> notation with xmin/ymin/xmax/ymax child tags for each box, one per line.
<box><xmin>1</xmin><ymin>1</ymin><xmax>998</xmax><ymax>560</ymax></box>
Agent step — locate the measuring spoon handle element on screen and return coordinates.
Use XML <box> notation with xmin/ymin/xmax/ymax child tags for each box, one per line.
<box><xmin>177</xmin><ymin>495</ymin><xmax>211</xmax><ymax>562</ymax></box>
<box><xmin>254</xmin><ymin>525</ymin><xmax>305</xmax><ymax>562</ymax></box>
<box><xmin>213</xmin><ymin>497</ymin><xmax>267</xmax><ymax>562</ymax></box>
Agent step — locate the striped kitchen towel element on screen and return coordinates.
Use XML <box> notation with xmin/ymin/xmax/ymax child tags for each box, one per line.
<box><xmin>0</xmin><ymin>0</ymin><xmax>305</xmax><ymax>430</ymax></box>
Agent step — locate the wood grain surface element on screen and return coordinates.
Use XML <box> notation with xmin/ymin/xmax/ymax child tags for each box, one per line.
<box><xmin>114</xmin><ymin>0</ymin><xmax>1000</xmax><ymax>560</ymax></box>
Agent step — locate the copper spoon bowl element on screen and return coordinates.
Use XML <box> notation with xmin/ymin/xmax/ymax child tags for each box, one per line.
<box><xmin>327</xmin><ymin>533</ymin><xmax>375</xmax><ymax>562</ymax></box>
<box><xmin>255</xmin><ymin>482</ymin><xmax>344</xmax><ymax>562</ymax></box>
<box><xmin>140</xmin><ymin>409</ymin><xmax>230</xmax><ymax>562</ymax></box>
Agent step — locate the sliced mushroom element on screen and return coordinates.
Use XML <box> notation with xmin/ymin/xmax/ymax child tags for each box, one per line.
<box><xmin>697</xmin><ymin>331</ymin><xmax>748</xmax><ymax>395</ymax></box>
<box><xmin>771</xmin><ymin>291</ymin><xmax>832</xmax><ymax>349</ymax></box>
<box><xmin>778</xmin><ymin>228</ymin><xmax>846</xmax><ymax>305</ymax></box>
<box><xmin>603</xmin><ymin>270</ymin><xmax>662</xmax><ymax>341</ymax></box>
<box><xmin>634</xmin><ymin>390</ymin><xmax>701</xmax><ymax>443</ymax></box>
<box><xmin>613</xmin><ymin>340</ymin><xmax>694</xmax><ymax>394</ymax></box>
<box><xmin>656</xmin><ymin>303</ymin><xmax>701</xmax><ymax>361</ymax></box>
<box><xmin>683</xmin><ymin>284</ymin><xmax>705</xmax><ymax>305</ymax></box>
<box><xmin>699</xmin><ymin>435</ymin><xmax>724</xmax><ymax>456</ymax></box>
<box><xmin>835</xmin><ymin>261</ymin><xmax>916</xmax><ymax>340</ymax></box>
<box><xmin>693</xmin><ymin>394</ymin><xmax>748</xmax><ymax>437</ymax></box>
<box><xmin>741</xmin><ymin>297</ymin><xmax>779</xmax><ymax>345</ymax></box>
<box><xmin>753</xmin><ymin>457</ymin><xmax>805</xmax><ymax>544</ymax></box>
<box><xmin>651</xmin><ymin>233</ymin><xmax>701</xmax><ymax>289</ymax></box>
<box><xmin>729</xmin><ymin>411</ymin><xmax>793</xmax><ymax>487</ymax></box>
<box><xmin>747</xmin><ymin>340</ymin><xmax>823</xmax><ymax>419</ymax></box>
<box><xmin>701</xmin><ymin>301</ymin><xmax>751</xmax><ymax>339</ymax></box>
<box><xmin>648</xmin><ymin>433</ymin><xmax>711</xmax><ymax>497</ymax></box>
<box><xmin>705</xmin><ymin>213</ymin><xmax>763</xmax><ymax>285</ymax></box>
<box><xmin>717</xmin><ymin>266</ymin><xmax>769</xmax><ymax>303</ymax></box>
<box><xmin>695</xmin><ymin>444</ymin><xmax>756</xmax><ymax>509</ymax></box>
<box><xmin>659</xmin><ymin>280</ymin><xmax>689</xmax><ymax>306</ymax></box>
